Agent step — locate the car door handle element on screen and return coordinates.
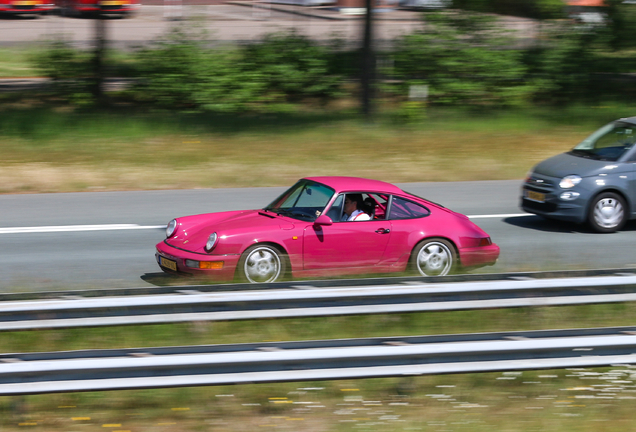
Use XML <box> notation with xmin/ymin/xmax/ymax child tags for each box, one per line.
<box><xmin>375</xmin><ymin>228</ymin><xmax>390</xmax><ymax>234</ymax></box>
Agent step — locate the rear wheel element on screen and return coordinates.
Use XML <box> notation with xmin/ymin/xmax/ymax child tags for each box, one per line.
<box><xmin>410</xmin><ymin>239</ymin><xmax>456</xmax><ymax>277</ymax></box>
<box><xmin>588</xmin><ymin>192</ymin><xmax>626</xmax><ymax>233</ymax></box>
<box><xmin>237</xmin><ymin>245</ymin><xmax>286</xmax><ymax>283</ymax></box>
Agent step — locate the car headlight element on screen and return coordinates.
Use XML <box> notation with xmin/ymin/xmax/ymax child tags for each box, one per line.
<box><xmin>166</xmin><ymin>219</ymin><xmax>177</xmax><ymax>238</ymax></box>
<box><xmin>559</xmin><ymin>175</ymin><xmax>582</xmax><ymax>189</ymax></box>
<box><xmin>205</xmin><ymin>232</ymin><xmax>218</xmax><ymax>252</ymax></box>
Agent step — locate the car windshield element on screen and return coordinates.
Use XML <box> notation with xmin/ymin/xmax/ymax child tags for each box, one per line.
<box><xmin>263</xmin><ymin>179</ymin><xmax>335</xmax><ymax>221</ymax></box>
<box><xmin>570</xmin><ymin>121</ymin><xmax>636</xmax><ymax>161</ymax></box>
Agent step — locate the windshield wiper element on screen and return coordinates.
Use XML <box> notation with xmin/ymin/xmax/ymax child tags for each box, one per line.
<box><xmin>569</xmin><ymin>149</ymin><xmax>600</xmax><ymax>160</ymax></box>
<box><xmin>276</xmin><ymin>209</ymin><xmax>313</xmax><ymax>220</ymax></box>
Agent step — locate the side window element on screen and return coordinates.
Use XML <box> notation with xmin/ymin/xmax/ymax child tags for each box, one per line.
<box><xmin>326</xmin><ymin>194</ymin><xmax>344</xmax><ymax>221</ymax></box>
<box><xmin>365</xmin><ymin>193</ymin><xmax>389</xmax><ymax>220</ymax></box>
<box><xmin>389</xmin><ymin>196</ymin><xmax>430</xmax><ymax>220</ymax></box>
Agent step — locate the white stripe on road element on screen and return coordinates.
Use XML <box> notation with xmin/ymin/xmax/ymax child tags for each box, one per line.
<box><xmin>0</xmin><ymin>225</ymin><xmax>166</xmax><ymax>234</ymax></box>
<box><xmin>468</xmin><ymin>213</ymin><xmax>528</xmax><ymax>219</ymax></box>
<box><xmin>0</xmin><ymin>214</ymin><xmax>529</xmax><ymax>234</ymax></box>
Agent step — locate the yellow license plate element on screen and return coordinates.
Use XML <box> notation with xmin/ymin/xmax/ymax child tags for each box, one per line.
<box><xmin>160</xmin><ymin>256</ymin><xmax>177</xmax><ymax>272</ymax></box>
<box><xmin>13</xmin><ymin>1</ymin><xmax>38</xmax><ymax>5</ymax></box>
<box><xmin>525</xmin><ymin>190</ymin><xmax>545</xmax><ymax>203</ymax></box>
<box><xmin>101</xmin><ymin>1</ymin><xmax>123</xmax><ymax>5</ymax></box>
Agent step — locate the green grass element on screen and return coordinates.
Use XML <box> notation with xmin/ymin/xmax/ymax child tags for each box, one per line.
<box><xmin>1</xmin><ymin>303</ymin><xmax>635</xmax><ymax>431</ymax></box>
<box><xmin>0</xmin><ymin>47</ymin><xmax>42</xmax><ymax>78</ymax></box>
<box><xmin>2</xmin><ymin>94</ymin><xmax>636</xmax><ymax>429</ymax></box>
<box><xmin>1</xmin><ymin>103</ymin><xmax>634</xmax><ymax>194</ymax></box>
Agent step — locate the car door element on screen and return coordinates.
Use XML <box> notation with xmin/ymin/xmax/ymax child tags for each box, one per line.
<box><xmin>380</xmin><ymin>195</ymin><xmax>433</xmax><ymax>264</ymax></box>
<box><xmin>302</xmin><ymin>193</ymin><xmax>392</xmax><ymax>270</ymax></box>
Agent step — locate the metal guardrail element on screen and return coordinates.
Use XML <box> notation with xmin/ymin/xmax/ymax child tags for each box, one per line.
<box><xmin>3</xmin><ymin>273</ymin><xmax>636</xmax><ymax>331</ymax></box>
<box><xmin>3</xmin><ymin>326</ymin><xmax>636</xmax><ymax>395</ymax></box>
<box><xmin>4</xmin><ymin>267</ymin><xmax>636</xmax><ymax>302</ymax></box>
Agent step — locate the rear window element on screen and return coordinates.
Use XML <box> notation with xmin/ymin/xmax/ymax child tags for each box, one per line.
<box><xmin>389</xmin><ymin>197</ymin><xmax>430</xmax><ymax>220</ymax></box>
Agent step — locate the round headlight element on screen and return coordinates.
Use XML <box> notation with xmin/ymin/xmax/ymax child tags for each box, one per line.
<box><xmin>559</xmin><ymin>175</ymin><xmax>582</xmax><ymax>189</ymax></box>
<box><xmin>166</xmin><ymin>219</ymin><xmax>177</xmax><ymax>238</ymax></box>
<box><xmin>205</xmin><ymin>232</ymin><xmax>218</xmax><ymax>252</ymax></box>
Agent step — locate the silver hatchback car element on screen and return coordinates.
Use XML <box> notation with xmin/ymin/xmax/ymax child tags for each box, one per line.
<box><xmin>521</xmin><ymin>116</ymin><xmax>636</xmax><ymax>233</ymax></box>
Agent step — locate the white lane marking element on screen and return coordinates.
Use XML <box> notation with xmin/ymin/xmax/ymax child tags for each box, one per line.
<box><xmin>0</xmin><ymin>214</ymin><xmax>528</xmax><ymax>235</ymax></box>
<box><xmin>0</xmin><ymin>225</ymin><xmax>166</xmax><ymax>234</ymax></box>
<box><xmin>468</xmin><ymin>213</ymin><xmax>528</xmax><ymax>219</ymax></box>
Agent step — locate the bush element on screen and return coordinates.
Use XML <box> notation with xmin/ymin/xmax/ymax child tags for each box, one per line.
<box><xmin>387</xmin><ymin>12</ymin><xmax>538</xmax><ymax>107</ymax></box>
<box><xmin>131</xmin><ymin>27</ymin><xmax>343</xmax><ymax>113</ymax></box>
<box><xmin>30</xmin><ymin>40</ymin><xmax>96</xmax><ymax>104</ymax></box>
<box><xmin>131</xmin><ymin>27</ymin><xmax>261</xmax><ymax>112</ymax></box>
<box><xmin>239</xmin><ymin>31</ymin><xmax>344</xmax><ymax>104</ymax></box>
<box><xmin>525</xmin><ymin>21</ymin><xmax>609</xmax><ymax>103</ymax></box>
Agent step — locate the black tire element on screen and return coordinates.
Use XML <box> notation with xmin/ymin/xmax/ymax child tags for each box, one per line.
<box><xmin>237</xmin><ymin>244</ymin><xmax>287</xmax><ymax>283</ymax></box>
<box><xmin>410</xmin><ymin>238</ymin><xmax>456</xmax><ymax>277</ymax></box>
<box><xmin>588</xmin><ymin>192</ymin><xmax>626</xmax><ymax>233</ymax></box>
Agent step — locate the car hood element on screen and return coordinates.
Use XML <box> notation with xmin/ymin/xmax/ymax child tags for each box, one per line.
<box><xmin>533</xmin><ymin>152</ymin><xmax>628</xmax><ymax>178</ymax></box>
<box><xmin>166</xmin><ymin>209</ymin><xmax>295</xmax><ymax>253</ymax></box>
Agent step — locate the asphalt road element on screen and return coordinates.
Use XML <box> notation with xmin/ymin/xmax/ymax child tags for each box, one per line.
<box><xmin>0</xmin><ymin>4</ymin><xmax>422</xmax><ymax>49</ymax></box>
<box><xmin>2</xmin><ymin>180</ymin><xmax>636</xmax><ymax>293</ymax></box>
<box><xmin>0</xmin><ymin>4</ymin><xmax>537</xmax><ymax>49</ymax></box>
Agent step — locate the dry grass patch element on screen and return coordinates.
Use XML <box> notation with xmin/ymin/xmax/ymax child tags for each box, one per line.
<box><xmin>0</xmin><ymin>127</ymin><xmax>579</xmax><ymax>193</ymax></box>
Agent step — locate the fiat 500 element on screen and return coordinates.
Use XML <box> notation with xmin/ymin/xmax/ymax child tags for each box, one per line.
<box><xmin>156</xmin><ymin>176</ymin><xmax>500</xmax><ymax>283</ymax></box>
<box><xmin>521</xmin><ymin>116</ymin><xmax>636</xmax><ymax>233</ymax></box>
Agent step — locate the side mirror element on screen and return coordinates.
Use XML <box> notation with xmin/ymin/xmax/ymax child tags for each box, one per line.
<box><xmin>314</xmin><ymin>215</ymin><xmax>333</xmax><ymax>226</ymax></box>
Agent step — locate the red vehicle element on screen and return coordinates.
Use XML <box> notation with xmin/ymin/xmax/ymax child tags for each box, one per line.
<box><xmin>0</xmin><ymin>0</ymin><xmax>55</xmax><ymax>15</ymax></box>
<box><xmin>56</xmin><ymin>0</ymin><xmax>139</xmax><ymax>16</ymax></box>
<box><xmin>156</xmin><ymin>176</ymin><xmax>500</xmax><ymax>283</ymax></box>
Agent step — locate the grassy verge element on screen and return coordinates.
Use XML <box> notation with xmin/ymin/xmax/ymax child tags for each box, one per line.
<box><xmin>1</xmin><ymin>303</ymin><xmax>635</xmax><ymax>431</ymax></box>
<box><xmin>0</xmin><ymin>103</ymin><xmax>633</xmax><ymax>194</ymax></box>
<box><xmin>0</xmin><ymin>47</ymin><xmax>42</xmax><ymax>78</ymax></box>
<box><xmin>2</xmin><ymin>98</ymin><xmax>635</xmax><ymax>430</ymax></box>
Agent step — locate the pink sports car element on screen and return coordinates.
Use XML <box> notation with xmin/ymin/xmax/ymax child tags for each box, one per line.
<box><xmin>155</xmin><ymin>176</ymin><xmax>499</xmax><ymax>283</ymax></box>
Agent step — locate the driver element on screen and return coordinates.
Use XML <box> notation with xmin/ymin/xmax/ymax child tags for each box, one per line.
<box><xmin>342</xmin><ymin>194</ymin><xmax>371</xmax><ymax>221</ymax></box>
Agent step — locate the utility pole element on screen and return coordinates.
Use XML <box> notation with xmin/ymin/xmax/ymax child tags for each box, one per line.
<box><xmin>92</xmin><ymin>10</ymin><xmax>106</xmax><ymax>102</ymax></box>
<box><xmin>361</xmin><ymin>0</ymin><xmax>374</xmax><ymax>121</ymax></box>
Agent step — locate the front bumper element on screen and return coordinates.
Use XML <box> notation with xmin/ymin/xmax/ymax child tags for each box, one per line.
<box><xmin>155</xmin><ymin>241</ymin><xmax>240</xmax><ymax>281</ymax></box>
<box><xmin>520</xmin><ymin>175</ymin><xmax>588</xmax><ymax>224</ymax></box>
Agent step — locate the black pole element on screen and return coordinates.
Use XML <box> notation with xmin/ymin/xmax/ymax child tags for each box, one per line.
<box><xmin>361</xmin><ymin>0</ymin><xmax>374</xmax><ymax>121</ymax></box>
<box><xmin>92</xmin><ymin>10</ymin><xmax>106</xmax><ymax>101</ymax></box>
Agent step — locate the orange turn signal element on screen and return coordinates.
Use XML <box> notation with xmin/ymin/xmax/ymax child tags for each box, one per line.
<box><xmin>199</xmin><ymin>261</ymin><xmax>224</xmax><ymax>270</ymax></box>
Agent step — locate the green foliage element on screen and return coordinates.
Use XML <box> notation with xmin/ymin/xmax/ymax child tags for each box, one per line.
<box><xmin>132</xmin><ymin>26</ymin><xmax>259</xmax><ymax>112</ymax></box>
<box><xmin>525</xmin><ymin>22</ymin><xmax>610</xmax><ymax>103</ymax></box>
<box><xmin>393</xmin><ymin>101</ymin><xmax>427</xmax><ymax>124</ymax></box>
<box><xmin>30</xmin><ymin>39</ymin><xmax>95</xmax><ymax>104</ymax></box>
<box><xmin>604</xmin><ymin>0</ymin><xmax>636</xmax><ymax>50</ymax></box>
<box><xmin>131</xmin><ymin>27</ymin><xmax>343</xmax><ymax>113</ymax></box>
<box><xmin>24</xmin><ymin>9</ymin><xmax>635</xmax><ymax>112</ymax></box>
<box><xmin>388</xmin><ymin>12</ymin><xmax>538</xmax><ymax>107</ymax></box>
<box><xmin>239</xmin><ymin>31</ymin><xmax>343</xmax><ymax>103</ymax></box>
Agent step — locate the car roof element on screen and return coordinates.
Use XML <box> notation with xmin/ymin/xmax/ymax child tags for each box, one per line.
<box><xmin>619</xmin><ymin>116</ymin><xmax>636</xmax><ymax>125</ymax></box>
<box><xmin>304</xmin><ymin>176</ymin><xmax>404</xmax><ymax>194</ymax></box>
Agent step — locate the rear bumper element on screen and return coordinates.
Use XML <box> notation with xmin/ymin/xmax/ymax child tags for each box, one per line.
<box><xmin>0</xmin><ymin>4</ymin><xmax>54</xmax><ymax>12</ymax></box>
<box><xmin>458</xmin><ymin>244</ymin><xmax>500</xmax><ymax>269</ymax></box>
<box><xmin>68</xmin><ymin>3</ymin><xmax>138</xmax><ymax>12</ymax></box>
<box><xmin>155</xmin><ymin>241</ymin><xmax>240</xmax><ymax>281</ymax></box>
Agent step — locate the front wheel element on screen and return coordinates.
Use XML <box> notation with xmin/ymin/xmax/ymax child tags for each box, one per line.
<box><xmin>588</xmin><ymin>192</ymin><xmax>626</xmax><ymax>233</ymax></box>
<box><xmin>410</xmin><ymin>238</ymin><xmax>456</xmax><ymax>277</ymax></box>
<box><xmin>237</xmin><ymin>245</ymin><xmax>286</xmax><ymax>283</ymax></box>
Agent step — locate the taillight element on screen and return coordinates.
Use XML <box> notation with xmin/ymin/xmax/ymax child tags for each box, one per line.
<box><xmin>478</xmin><ymin>237</ymin><xmax>492</xmax><ymax>247</ymax></box>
